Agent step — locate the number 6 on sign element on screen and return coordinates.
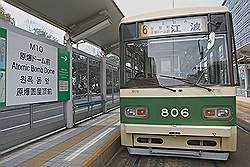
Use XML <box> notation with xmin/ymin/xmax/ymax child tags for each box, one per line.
<box><xmin>140</xmin><ymin>24</ymin><xmax>149</xmax><ymax>37</ymax></box>
<box><xmin>180</xmin><ymin>108</ymin><xmax>189</xmax><ymax>118</ymax></box>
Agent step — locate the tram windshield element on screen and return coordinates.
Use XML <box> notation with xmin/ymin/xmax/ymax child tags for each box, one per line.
<box><xmin>124</xmin><ymin>34</ymin><xmax>231</xmax><ymax>88</ymax></box>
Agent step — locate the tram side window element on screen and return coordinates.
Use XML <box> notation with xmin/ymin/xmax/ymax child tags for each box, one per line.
<box><xmin>123</xmin><ymin>23</ymin><xmax>137</xmax><ymax>40</ymax></box>
<box><xmin>125</xmin><ymin>42</ymin><xmax>146</xmax><ymax>82</ymax></box>
<box><xmin>230</xmin><ymin>12</ymin><xmax>240</xmax><ymax>85</ymax></box>
<box><xmin>210</xmin><ymin>14</ymin><xmax>226</xmax><ymax>32</ymax></box>
<box><xmin>207</xmin><ymin>35</ymin><xmax>229</xmax><ymax>85</ymax></box>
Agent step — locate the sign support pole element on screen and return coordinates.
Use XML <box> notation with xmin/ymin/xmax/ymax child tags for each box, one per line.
<box><xmin>64</xmin><ymin>33</ymin><xmax>74</xmax><ymax>128</ymax></box>
<box><xmin>245</xmin><ymin>64</ymin><xmax>250</xmax><ymax>97</ymax></box>
<box><xmin>29</xmin><ymin>104</ymin><xmax>33</xmax><ymax>128</ymax></box>
<box><xmin>101</xmin><ymin>55</ymin><xmax>107</xmax><ymax>113</ymax></box>
<box><xmin>111</xmin><ymin>65</ymin><xmax>114</xmax><ymax>103</ymax></box>
<box><xmin>87</xmin><ymin>58</ymin><xmax>90</xmax><ymax>113</ymax></box>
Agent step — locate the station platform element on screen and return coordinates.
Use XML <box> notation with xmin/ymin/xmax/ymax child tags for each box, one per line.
<box><xmin>236</xmin><ymin>96</ymin><xmax>250</xmax><ymax>131</ymax></box>
<box><xmin>0</xmin><ymin>109</ymin><xmax>120</xmax><ymax>167</ymax></box>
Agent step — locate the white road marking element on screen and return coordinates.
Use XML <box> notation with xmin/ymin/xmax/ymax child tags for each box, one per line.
<box><xmin>0</xmin><ymin>106</ymin><xmax>62</xmax><ymax>120</ymax></box>
<box><xmin>0</xmin><ymin>103</ymin><xmax>61</xmax><ymax>114</ymax></box>
<box><xmin>0</xmin><ymin>113</ymin><xmax>28</xmax><ymax>120</ymax></box>
<box><xmin>64</xmin><ymin>127</ymin><xmax>115</xmax><ymax>161</ymax></box>
<box><xmin>33</xmin><ymin>114</ymin><xmax>63</xmax><ymax>123</ymax></box>
<box><xmin>0</xmin><ymin>123</ymin><xmax>29</xmax><ymax>132</ymax></box>
<box><xmin>0</xmin><ymin>114</ymin><xmax>63</xmax><ymax>132</ymax></box>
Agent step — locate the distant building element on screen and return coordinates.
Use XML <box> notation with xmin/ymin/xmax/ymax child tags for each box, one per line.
<box><xmin>223</xmin><ymin>0</ymin><xmax>250</xmax><ymax>97</ymax></box>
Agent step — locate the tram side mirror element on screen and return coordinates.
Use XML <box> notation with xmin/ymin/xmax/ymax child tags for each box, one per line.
<box><xmin>207</xmin><ymin>32</ymin><xmax>215</xmax><ymax>50</ymax></box>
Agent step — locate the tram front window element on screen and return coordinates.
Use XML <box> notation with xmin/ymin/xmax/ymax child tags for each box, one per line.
<box><xmin>124</xmin><ymin>34</ymin><xmax>231</xmax><ymax>88</ymax></box>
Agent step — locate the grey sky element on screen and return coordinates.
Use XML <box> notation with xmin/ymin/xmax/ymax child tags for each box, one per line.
<box><xmin>1</xmin><ymin>0</ymin><xmax>224</xmax><ymax>47</ymax></box>
<box><xmin>1</xmin><ymin>0</ymin><xmax>65</xmax><ymax>44</ymax></box>
<box><xmin>115</xmin><ymin>0</ymin><xmax>224</xmax><ymax>16</ymax></box>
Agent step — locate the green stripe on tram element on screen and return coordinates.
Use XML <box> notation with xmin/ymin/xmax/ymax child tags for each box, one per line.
<box><xmin>120</xmin><ymin>96</ymin><xmax>236</xmax><ymax>126</ymax></box>
<box><xmin>0</xmin><ymin>27</ymin><xmax>7</xmax><ymax>38</ymax></box>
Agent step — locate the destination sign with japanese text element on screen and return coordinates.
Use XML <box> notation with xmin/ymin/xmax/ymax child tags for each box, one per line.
<box><xmin>139</xmin><ymin>16</ymin><xmax>207</xmax><ymax>37</ymax></box>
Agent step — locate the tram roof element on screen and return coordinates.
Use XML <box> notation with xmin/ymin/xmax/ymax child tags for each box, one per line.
<box><xmin>121</xmin><ymin>6</ymin><xmax>229</xmax><ymax>24</ymax></box>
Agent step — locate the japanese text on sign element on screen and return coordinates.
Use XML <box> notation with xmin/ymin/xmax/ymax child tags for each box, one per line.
<box><xmin>6</xmin><ymin>31</ymin><xmax>58</xmax><ymax>106</ymax></box>
<box><xmin>139</xmin><ymin>16</ymin><xmax>207</xmax><ymax>37</ymax></box>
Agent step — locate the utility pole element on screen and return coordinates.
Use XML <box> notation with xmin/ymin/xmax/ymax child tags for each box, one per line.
<box><xmin>172</xmin><ymin>0</ymin><xmax>175</xmax><ymax>8</ymax></box>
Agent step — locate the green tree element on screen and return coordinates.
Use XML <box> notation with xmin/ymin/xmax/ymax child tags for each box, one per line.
<box><xmin>24</xmin><ymin>19</ymin><xmax>59</xmax><ymax>42</ymax></box>
<box><xmin>32</xmin><ymin>28</ymin><xmax>59</xmax><ymax>42</ymax></box>
<box><xmin>0</xmin><ymin>5</ymin><xmax>15</xmax><ymax>25</ymax></box>
<box><xmin>107</xmin><ymin>54</ymin><xmax>119</xmax><ymax>65</ymax></box>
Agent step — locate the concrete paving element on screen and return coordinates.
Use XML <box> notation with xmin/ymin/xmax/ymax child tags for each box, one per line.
<box><xmin>0</xmin><ymin>109</ymin><xmax>120</xmax><ymax>167</ymax></box>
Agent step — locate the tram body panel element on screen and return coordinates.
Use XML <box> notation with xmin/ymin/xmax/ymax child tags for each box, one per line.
<box><xmin>120</xmin><ymin>87</ymin><xmax>237</xmax><ymax>152</ymax></box>
<box><xmin>121</xmin><ymin>125</ymin><xmax>237</xmax><ymax>152</ymax></box>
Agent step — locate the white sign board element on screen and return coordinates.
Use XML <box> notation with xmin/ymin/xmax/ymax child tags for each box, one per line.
<box><xmin>6</xmin><ymin>31</ymin><xmax>58</xmax><ymax>106</ymax></box>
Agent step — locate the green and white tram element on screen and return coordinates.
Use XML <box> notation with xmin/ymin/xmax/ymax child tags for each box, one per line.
<box><xmin>119</xmin><ymin>6</ymin><xmax>239</xmax><ymax>160</ymax></box>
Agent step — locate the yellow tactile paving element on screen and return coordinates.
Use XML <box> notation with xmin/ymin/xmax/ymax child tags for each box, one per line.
<box><xmin>237</xmin><ymin>106</ymin><xmax>250</xmax><ymax>123</ymax></box>
<box><xmin>237</xmin><ymin>101</ymin><xmax>250</xmax><ymax>109</ymax></box>
<box><xmin>237</xmin><ymin>100</ymin><xmax>250</xmax><ymax>123</ymax></box>
<box><xmin>16</xmin><ymin>115</ymin><xmax>119</xmax><ymax>167</ymax></box>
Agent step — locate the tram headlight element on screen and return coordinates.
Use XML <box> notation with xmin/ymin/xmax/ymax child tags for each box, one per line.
<box><xmin>125</xmin><ymin>107</ymin><xmax>148</xmax><ymax>118</ymax></box>
<box><xmin>204</xmin><ymin>109</ymin><xmax>216</xmax><ymax>118</ymax></box>
<box><xmin>217</xmin><ymin>109</ymin><xmax>230</xmax><ymax>118</ymax></box>
<box><xmin>136</xmin><ymin>108</ymin><xmax>147</xmax><ymax>116</ymax></box>
<box><xmin>125</xmin><ymin>108</ymin><xmax>136</xmax><ymax>117</ymax></box>
<box><xmin>203</xmin><ymin>108</ymin><xmax>231</xmax><ymax>119</ymax></box>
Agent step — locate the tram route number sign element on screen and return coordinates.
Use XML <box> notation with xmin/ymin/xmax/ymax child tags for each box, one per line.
<box><xmin>0</xmin><ymin>27</ymin><xmax>70</xmax><ymax>107</ymax></box>
<box><xmin>139</xmin><ymin>16</ymin><xmax>207</xmax><ymax>37</ymax></box>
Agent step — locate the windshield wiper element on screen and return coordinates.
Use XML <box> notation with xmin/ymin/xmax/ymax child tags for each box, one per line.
<box><xmin>158</xmin><ymin>85</ymin><xmax>176</xmax><ymax>92</ymax></box>
<box><xmin>159</xmin><ymin>75</ymin><xmax>212</xmax><ymax>92</ymax></box>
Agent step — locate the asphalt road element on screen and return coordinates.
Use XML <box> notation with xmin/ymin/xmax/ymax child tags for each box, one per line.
<box><xmin>0</xmin><ymin>95</ymin><xmax>117</xmax><ymax>132</ymax></box>
<box><xmin>107</xmin><ymin>127</ymin><xmax>249</xmax><ymax>167</ymax></box>
<box><xmin>0</xmin><ymin>102</ymin><xmax>64</xmax><ymax>132</ymax></box>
